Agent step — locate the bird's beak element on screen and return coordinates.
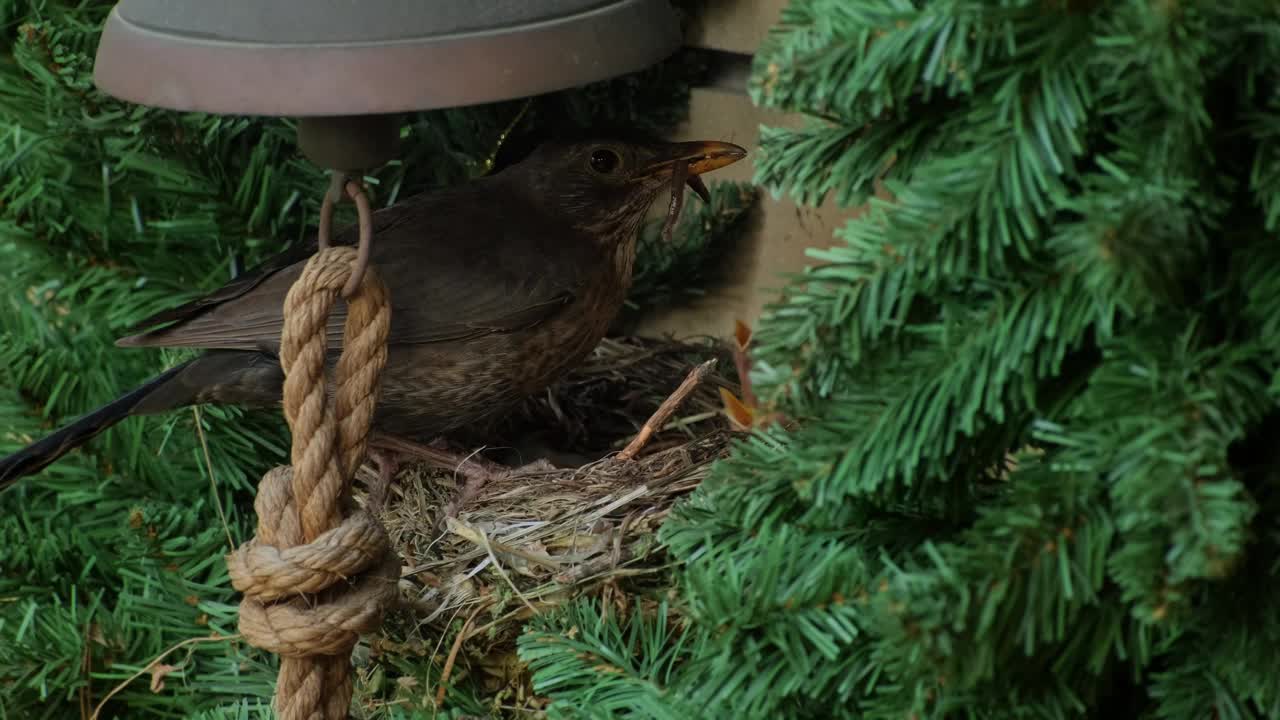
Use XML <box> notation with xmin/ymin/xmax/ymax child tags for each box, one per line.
<box><xmin>640</xmin><ymin>140</ymin><xmax>748</xmax><ymax>202</ymax></box>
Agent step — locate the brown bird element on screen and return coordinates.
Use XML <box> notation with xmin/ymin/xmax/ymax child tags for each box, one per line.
<box><xmin>0</xmin><ymin>135</ymin><xmax>746</xmax><ymax>504</ymax></box>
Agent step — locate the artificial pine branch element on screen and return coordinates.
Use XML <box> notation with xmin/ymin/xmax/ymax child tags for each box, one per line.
<box><xmin>519</xmin><ymin>599</ymin><xmax>705</xmax><ymax>720</ymax></box>
<box><xmin>647</xmin><ymin>2</ymin><xmax>1280</xmax><ymax>718</ymax></box>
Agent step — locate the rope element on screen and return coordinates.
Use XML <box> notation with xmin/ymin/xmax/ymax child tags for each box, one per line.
<box><xmin>226</xmin><ymin>245</ymin><xmax>398</xmax><ymax>720</ymax></box>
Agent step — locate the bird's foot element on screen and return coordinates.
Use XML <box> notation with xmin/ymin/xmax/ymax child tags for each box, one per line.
<box><xmin>440</xmin><ymin>469</ymin><xmax>492</xmax><ymax>523</ymax></box>
<box><xmin>368</xmin><ymin>432</ymin><xmax>498</xmax><ymax>519</ymax></box>
<box><xmin>367</xmin><ymin>432</ymin><xmax>563</xmax><ymax>525</ymax></box>
<box><xmin>439</xmin><ymin>457</ymin><xmax>559</xmax><ymax>522</ymax></box>
<box><xmin>511</xmin><ymin>458</ymin><xmax>558</xmax><ymax>474</ymax></box>
<box><xmin>365</xmin><ymin>448</ymin><xmax>399</xmax><ymax>513</ymax></box>
<box><xmin>369</xmin><ymin>432</ymin><xmax>498</xmax><ymax>476</ymax></box>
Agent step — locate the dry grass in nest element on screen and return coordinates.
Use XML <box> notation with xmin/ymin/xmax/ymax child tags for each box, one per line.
<box><xmin>353</xmin><ymin>335</ymin><xmax>738</xmax><ymax>707</ymax></box>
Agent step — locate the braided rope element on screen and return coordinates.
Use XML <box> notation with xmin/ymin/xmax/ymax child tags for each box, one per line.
<box><xmin>226</xmin><ymin>246</ymin><xmax>398</xmax><ymax>720</ymax></box>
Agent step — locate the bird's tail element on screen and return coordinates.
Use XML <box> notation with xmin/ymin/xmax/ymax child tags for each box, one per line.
<box><xmin>1</xmin><ymin>350</ymin><xmax>282</xmax><ymax>490</ymax></box>
<box><xmin>0</xmin><ymin>360</ymin><xmax>200</xmax><ymax>489</ymax></box>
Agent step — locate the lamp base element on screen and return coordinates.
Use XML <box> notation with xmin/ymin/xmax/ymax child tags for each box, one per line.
<box><xmin>91</xmin><ymin>0</ymin><xmax>682</xmax><ymax>116</ymax></box>
<box><xmin>296</xmin><ymin>115</ymin><xmax>402</xmax><ymax>173</ymax></box>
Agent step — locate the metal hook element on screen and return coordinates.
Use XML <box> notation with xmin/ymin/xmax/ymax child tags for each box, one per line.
<box><xmin>345</xmin><ymin>181</ymin><xmax>373</xmax><ymax>298</ymax></box>
<box><xmin>316</xmin><ymin>173</ymin><xmax>374</xmax><ymax>298</ymax></box>
<box><xmin>316</xmin><ymin>173</ymin><xmax>344</xmax><ymax>250</ymax></box>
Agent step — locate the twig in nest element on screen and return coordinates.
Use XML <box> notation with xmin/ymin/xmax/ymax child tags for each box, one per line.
<box><xmin>554</xmin><ymin>542</ymin><xmax>638</xmax><ymax>585</ymax></box>
<box><xmin>447</xmin><ymin>518</ymin><xmax>561</xmax><ymax>570</ymax></box>
<box><xmin>617</xmin><ymin>359</ymin><xmax>716</xmax><ymax>461</ymax></box>
<box><xmin>435</xmin><ymin>601</ymin><xmax>491</xmax><ymax>707</ymax></box>
<box><xmin>459</xmin><ymin>519</ymin><xmax>540</xmax><ymax>615</ymax></box>
<box><xmin>732</xmin><ymin>319</ymin><xmax>757</xmax><ymax>409</ymax></box>
<box><xmin>553</xmin><ymin>511</ymin><xmax>642</xmax><ymax>585</ymax></box>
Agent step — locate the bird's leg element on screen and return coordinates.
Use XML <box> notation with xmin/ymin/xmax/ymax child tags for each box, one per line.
<box><xmin>441</xmin><ymin>470</ymin><xmax>493</xmax><ymax>522</ymax></box>
<box><xmin>368</xmin><ymin>431</ymin><xmax>503</xmax><ymax>519</ymax></box>
<box><xmin>370</xmin><ymin>432</ymin><xmax>499</xmax><ymax>477</ymax></box>
<box><xmin>438</xmin><ymin>456</ymin><xmax>558</xmax><ymax>519</ymax></box>
<box><xmin>511</xmin><ymin>457</ymin><xmax>558</xmax><ymax>473</ymax></box>
<box><xmin>367</xmin><ymin>432</ymin><xmax>563</xmax><ymax>523</ymax></box>
<box><xmin>365</xmin><ymin>448</ymin><xmax>399</xmax><ymax>513</ymax></box>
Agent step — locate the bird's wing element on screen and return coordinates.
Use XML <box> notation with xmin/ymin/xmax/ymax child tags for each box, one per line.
<box><xmin>117</xmin><ymin>184</ymin><xmax>591</xmax><ymax>352</ymax></box>
<box><xmin>123</xmin><ymin>198</ymin><xmax>433</xmax><ymax>334</ymax></box>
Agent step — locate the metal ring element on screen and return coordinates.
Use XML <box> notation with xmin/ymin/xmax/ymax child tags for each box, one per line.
<box><xmin>316</xmin><ymin>173</ymin><xmax>345</xmax><ymax>251</ymax></box>
<box><xmin>344</xmin><ymin>180</ymin><xmax>374</xmax><ymax>299</ymax></box>
<box><xmin>314</xmin><ymin>174</ymin><xmax>374</xmax><ymax>298</ymax></box>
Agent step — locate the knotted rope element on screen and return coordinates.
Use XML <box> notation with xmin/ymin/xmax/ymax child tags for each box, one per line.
<box><xmin>226</xmin><ymin>245</ymin><xmax>399</xmax><ymax>720</ymax></box>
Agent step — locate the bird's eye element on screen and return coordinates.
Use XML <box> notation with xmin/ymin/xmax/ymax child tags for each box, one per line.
<box><xmin>589</xmin><ymin>148</ymin><xmax>621</xmax><ymax>175</ymax></box>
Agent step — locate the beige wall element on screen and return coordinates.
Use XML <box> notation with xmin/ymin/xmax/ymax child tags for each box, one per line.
<box><xmin>685</xmin><ymin>0</ymin><xmax>790</xmax><ymax>55</ymax></box>
<box><xmin>638</xmin><ymin>0</ymin><xmax>857</xmax><ymax>338</ymax></box>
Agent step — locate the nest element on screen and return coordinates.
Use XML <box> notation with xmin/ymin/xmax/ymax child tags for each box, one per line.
<box><xmin>354</xmin><ymin>335</ymin><xmax>738</xmax><ymax>704</ymax></box>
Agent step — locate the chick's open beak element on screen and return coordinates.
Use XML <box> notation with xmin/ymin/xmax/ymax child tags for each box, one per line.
<box><xmin>642</xmin><ymin>140</ymin><xmax>748</xmax><ymax>203</ymax></box>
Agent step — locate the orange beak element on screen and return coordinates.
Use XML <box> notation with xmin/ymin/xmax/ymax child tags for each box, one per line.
<box><xmin>641</xmin><ymin>140</ymin><xmax>748</xmax><ymax>202</ymax></box>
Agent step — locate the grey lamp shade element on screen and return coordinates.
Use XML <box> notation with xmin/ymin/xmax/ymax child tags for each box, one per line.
<box><xmin>92</xmin><ymin>0</ymin><xmax>682</xmax><ymax>116</ymax></box>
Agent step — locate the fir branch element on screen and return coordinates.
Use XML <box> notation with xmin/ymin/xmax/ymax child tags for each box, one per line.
<box><xmin>1238</xmin><ymin>235</ymin><xmax>1280</xmax><ymax>357</ymax></box>
<box><xmin>751</xmin><ymin>0</ymin><xmax>986</xmax><ymax>123</ymax></box>
<box><xmin>1033</xmin><ymin>321</ymin><xmax>1271</xmax><ymax>621</ymax></box>
<box><xmin>678</xmin><ymin>538</ymin><xmax>871</xmax><ymax>716</ymax></box>
<box><xmin>781</xmin><ymin>275</ymin><xmax>1095</xmax><ymax>504</ymax></box>
<box><xmin>185</xmin><ymin>701</ymin><xmax>274</xmax><ymax>720</ymax></box>
<box><xmin>0</xmin><ymin>495</ymin><xmax>276</xmax><ymax>719</ymax></box>
<box><xmin>1087</xmin><ymin>2</ymin><xmax>1222</xmax><ymax>146</ymax></box>
<box><xmin>1048</xmin><ymin>158</ymin><xmax>1214</xmax><ymax>319</ymax></box>
<box><xmin>520</xmin><ymin>599</ymin><xmax>704</xmax><ymax>720</ymax></box>
<box><xmin>657</xmin><ymin>2</ymin><xmax>1280</xmax><ymax>717</ymax></box>
<box><xmin>1246</xmin><ymin>96</ymin><xmax>1280</xmax><ymax>233</ymax></box>
<box><xmin>1148</xmin><ymin>547</ymin><xmax>1280</xmax><ymax>720</ymax></box>
<box><xmin>865</xmin><ymin>466</ymin><xmax>1136</xmax><ymax>714</ymax></box>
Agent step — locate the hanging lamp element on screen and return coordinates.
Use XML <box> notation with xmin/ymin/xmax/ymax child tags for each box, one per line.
<box><xmin>93</xmin><ymin>0</ymin><xmax>684</xmax><ymax>170</ymax></box>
